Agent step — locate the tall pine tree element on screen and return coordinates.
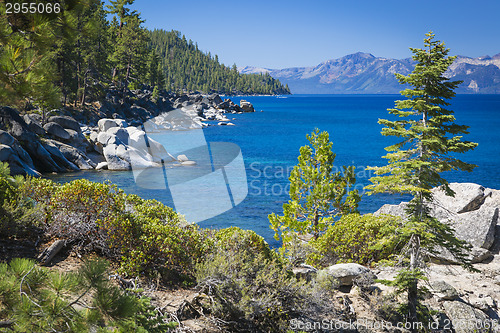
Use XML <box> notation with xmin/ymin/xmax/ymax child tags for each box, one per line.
<box><xmin>0</xmin><ymin>1</ymin><xmax>85</xmax><ymax>109</ymax></box>
<box><xmin>365</xmin><ymin>32</ymin><xmax>478</xmax><ymax>328</ymax></box>
<box><xmin>107</xmin><ymin>0</ymin><xmax>148</xmax><ymax>88</ymax></box>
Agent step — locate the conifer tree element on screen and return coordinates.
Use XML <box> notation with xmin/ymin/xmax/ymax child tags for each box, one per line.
<box><xmin>269</xmin><ymin>129</ymin><xmax>360</xmax><ymax>247</ymax></box>
<box><xmin>78</xmin><ymin>0</ymin><xmax>111</xmax><ymax>104</ymax></box>
<box><xmin>365</xmin><ymin>32</ymin><xmax>478</xmax><ymax>328</ymax></box>
<box><xmin>107</xmin><ymin>0</ymin><xmax>148</xmax><ymax>88</ymax></box>
<box><xmin>145</xmin><ymin>49</ymin><xmax>164</xmax><ymax>88</ymax></box>
<box><xmin>149</xmin><ymin>29</ymin><xmax>290</xmax><ymax>95</ymax></box>
<box><xmin>0</xmin><ymin>1</ymin><xmax>83</xmax><ymax>109</ymax></box>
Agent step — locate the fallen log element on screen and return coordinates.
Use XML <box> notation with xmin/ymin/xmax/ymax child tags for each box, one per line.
<box><xmin>37</xmin><ymin>239</ymin><xmax>65</xmax><ymax>266</ymax></box>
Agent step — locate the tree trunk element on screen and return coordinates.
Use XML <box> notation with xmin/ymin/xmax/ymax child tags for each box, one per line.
<box><xmin>125</xmin><ymin>55</ymin><xmax>132</xmax><ymax>84</ymax></box>
<box><xmin>112</xmin><ymin>67</ymin><xmax>117</xmax><ymax>82</ymax></box>
<box><xmin>408</xmin><ymin>234</ymin><xmax>420</xmax><ymax>331</ymax></box>
<box><xmin>408</xmin><ymin>276</ymin><xmax>419</xmax><ymax>332</ymax></box>
<box><xmin>81</xmin><ymin>68</ymin><xmax>89</xmax><ymax>106</ymax></box>
<box><xmin>313</xmin><ymin>210</ymin><xmax>319</xmax><ymax>240</ymax></box>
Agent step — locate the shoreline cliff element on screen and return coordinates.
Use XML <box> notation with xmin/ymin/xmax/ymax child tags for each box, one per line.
<box><xmin>0</xmin><ymin>88</ymin><xmax>256</xmax><ymax>176</ymax></box>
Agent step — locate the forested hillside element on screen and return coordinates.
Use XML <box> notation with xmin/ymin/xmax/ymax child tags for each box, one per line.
<box><xmin>149</xmin><ymin>29</ymin><xmax>290</xmax><ymax>95</ymax></box>
<box><xmin>0</xmin><ymin>0</ymin><xmax>289</xmax><ymax>112</ymax></box>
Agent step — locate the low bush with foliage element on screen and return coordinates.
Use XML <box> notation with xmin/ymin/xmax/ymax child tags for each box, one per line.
<box><xmin>195</xmin><ymin>227</ymin><xmax>335</xmax><ymax>332</ymax></box>
<box><xmin>308</xmin><ymin>213</ymin><xmax>405</xmax><ymax>267</ymax></box>
<box><xmin>0</xmin><ymin>162</ymin><xmax>42</xmax><ymax>239</ymax></box>
<box><xmin>20</xmin><ymin>177</ymin><xmax>211</xmax><ymax>283</ymax></box>
<box><xmin>107</xmin><ymin>195</ymin><xmax>211</xmax><ymax>282</ymax></box>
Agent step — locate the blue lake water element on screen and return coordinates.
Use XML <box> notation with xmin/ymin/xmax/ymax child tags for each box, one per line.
<box><xmin>49</xmin><ymin>94</ymin><xmax>500</xmax><ymax>247</ymax></box>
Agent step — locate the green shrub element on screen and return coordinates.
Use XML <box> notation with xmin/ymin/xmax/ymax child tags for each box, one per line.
<box><xmin>0</xmin><ymin>163</ymin><xmax>42</xmax><ymax>238</ymax></box>
<box><xmin>0</xmin><ymin>162</ymin><xmax>19</xmax><ymax>205</ymax></box>
<box><xmin>44</xmin><ymin>179</ymin><xmax>126</xmax><ymax>257</ymax></box>
<box><xmin>27</xmin><ymin>178</ymin><xmax>208</xmax><ymax>282</ymax></box>
<box><xmin>20</xmin><ymin>176</ymin><xmax>59</xmax><ymax>207</ymax></box>
<box><xmin>151</xmin><ymin>85</ymin><xmax>159</xmax><ymax>102</ymax></box>
<box><xmin>22</xmin><ymin>179</ymin><xmax>211</xmax><ymax>283</ymax></box>
<box><xmin>109</xmin><ymin>195</ymin><xmax>212</xmax><ymax>282</ymax></box>
<box><xmin>308</xmin><ymin>213</ymin><xmax>404</xmax><ymax>267</ymax></box>
<box><xmin>128</xmin><ymin>81</ymin><xmax>139</xmax><ymax>91</ymax></box>
<box><xmin>195</xmin><ymin>227</ymin><xmax>329</xmax><ymax>332</ymax></box>
<box><xmin>0</xmin><ymin>258</ymin><xmax>174</xmax><ymax>332</ymax></box>
<box><xmin>213</xmin><ymin>226</ymin><xmax>275</xmax><ymax>260</ymax></box>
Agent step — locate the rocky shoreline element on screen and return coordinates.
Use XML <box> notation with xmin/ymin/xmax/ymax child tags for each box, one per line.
<box><xmin>290</xmin><ymin>182</ymin><xmax>500</xmax><ymax>332</ymax></box>
<box><xmin>0</xmin><ymin>89</ymin><xmax>255</xmax><ymax>176</ymax></box>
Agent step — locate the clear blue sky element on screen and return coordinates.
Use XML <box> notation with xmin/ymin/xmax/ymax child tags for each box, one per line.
<box><xmin>125</xmin><ymin>0</ymin><xmax>500</xmax><ymax>69</ymax></box>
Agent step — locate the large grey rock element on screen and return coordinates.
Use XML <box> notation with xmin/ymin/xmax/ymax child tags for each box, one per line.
<box><xmin>209</xmin><ymin>94</ymin><xmax>223</xmax><ymax>105</ymax></box>
<box><xmin>428</xmin><ymin>246</ymin><xmax>493</xmax><ymax>265</ymax></box>
<box><xmin>86</xmin><ymin>151</ymin><xmax>105</xmax><ymax>165</ymax></box>
<box><xmin>89</xmin><ymin>131</ymin><xmax>99</xmax><ymax>143</ymax></box>
<box><xmin>22</xmin><ymin>114</ymin><xmax>46</xmax><ymax>135</ymax></box>
<box><xmin>374</xmin><ymin>183</ymin><xmax>500</xmax><ymax>256</ymax></box>
<box><xmin>107</xmin><ymin>127</ymin><xmax>129</xmax><ymax>144</ymax></box>
<box><xmin>125</xmin><ymin>126</ymin><xmax>140</xmax><ymax>136</ymax></box>
<box><xmin>98</xmin><ymin>118</ymin><xmax>127</xmax><ymax>132</ymax></box>
<box><xmin>240</xmin><ymin>100</ymin><xmax>255</xmax><ymax>112</ymax></box>
<box><xmin>126</xmin><ymin>146</ymin><xmax>159</xmax><ymax>169</ymax></box>
<box><xmin>431</xmin><ymin>183</ymin><xmax>488</xmax><ymax>216</ymax></box>
<box><xmin>97</xmin><ymin>132</ymin><xmax>120</xmax><ymax>146</ymax></box>
<box><xmin>128</xmin><ymin>131</ymin><xmax>174</xmax><ymax>163</ymax></box>
<box><xmin>93</xmin><ymin>143</ymin><xmax>103</xmax><ymax>154</ymax></box>
<box><xmin>429</xmin><ymin>183</ymin><xmax>499</xmax><ymax>249</ymax></box>
<box><xmin>432</xmin><ymin>184</ymin><xmax>499</xmax><ymax>249</ymax></box>
<box><xmin>0</xmin><ymin>131</ymin><xmax>34</xmax><ymax>171</ymax></box>
<box><xmin>148</xmin><ymin>137</ymin><xmax>174</xmax><ymax>163</ymax></box>
<box><xmin>448</xmin><ymin>208</ymin><xmax>498</xmax><ymax>249</ymax></box>
<box><xmin>103</xmin><ymin>144</ymin><xmax>130</xmax><ymax>170</ymax></box>
<box><xmin>48</xmin><ymin>115</ymin><xmax>81</xmax><ymax>132</ymax></box>
<box><xmin>292</xmin><ymin>264</ymin><xmax>317</xmax><ymax>282</ymax></box>
<box><xmin>115</xmin><ymin>144</ymin><xmax>128</xmax><ymax>161</ymax></box>
<box><xmin>0</xmin><ymin>106</ymin><xmax>63</xmax><ymax>173</ymax></box>
<box><xmin>65</xmin><ymin>129</ymin><xmax>90</xmax><ymax>152</ymax></box>
<box><xmin>32</xmin><ymin>141</ymin><xmax>66</xmax><ymax>172</ymax></box>
<box><xmin>469</xmin><ymin>295</ymin><xmax>497</xmax><ymax>313</ymax></box>
<box><xmin>443</xmin><ymin>301</ymin><xmax>492</xmax><ymax>333</ymax></box>
<box><xmin>10</xmin><ymin>141</ymin><xmax>34</xmax><ymax>167</ymax></box>
<box><xmin>96</xmin><ymin>162</ymin><xmax>108</xmax><ymax>170</ymax></box>
<box><xmin>130</xmin><ymin>105</ymin><xmax>148</xmax><ymax>119</ymax></box>
<box><xmin>430</xmin><ymin>280</ymin><xmax>459</xmax><ymax>300</ymax></box>
<box><xmin>46</xmin><ymin>140</ymin><xmax>95</xmax><ymax>170</ymax></box>
<box><xmin>0</xmin><ymin>144</ymin><xmax>40</xmax><ymax>176</ymax></box>
<box><xmin>374</xmin><ymin>202</ymin><xmax>408</xmax><ymax>217</ymax></box>
<box><xmin>0</xmin><ymin>130</ymin><xmax>15</xmax><ymax>146</ymax></box>
<box><xmin>41</xmin><ymin>140</ymin><xmax>80</xmax><ymax>171</ymax></box>
<box><xmin>322</xmin><ymin>263</ymin><xmax>372</xmax><ymax>286</ymax></box>
<box><xmin>0</xmin><ymin>144</ymin><xmax>14</xmax><ymax>161</ymax></box>
<box><xmin>43</xmin><ymin>122</ymin><xmax>70</xmax><ymax>140</ymax></box>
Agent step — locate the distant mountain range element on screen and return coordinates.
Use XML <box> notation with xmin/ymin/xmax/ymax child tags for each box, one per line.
<box><xmin>239</xmin><ymin>52</ymin><xmax>500</xmax><ymax>94</ymax></box>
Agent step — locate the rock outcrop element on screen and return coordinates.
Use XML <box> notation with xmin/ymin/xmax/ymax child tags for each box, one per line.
<box><xmin>442</xmin><ymin>301</ymin><xmax>493</xmax><ymax>333</ymax></box>
<box><xmin>375</xmin><ymin>183</ymin><xmax>500</xmax><ymax>264</ymax></box>
<box><xmin>0</xmin><ymin>90</ymin><xmax>251</xmax><ymax>176</ymax></box>
<box><xmin>0</xmin><ymin>107</ymin><xmax>76</xmax><ymax>175</ymax></box>
<box><xmin>240</xmin><ymin>100</ymin><xmax>255</xmax><ymax>112</ymax></box>
<box><xmin>43</xmin><ymin>122</ymin><xmax>71</xmax><ymax>140</ymax></box>
<box><xmin>320</xmin><ymin>263</ymin><xmax>373</xmax><ymax>286</ymax></box>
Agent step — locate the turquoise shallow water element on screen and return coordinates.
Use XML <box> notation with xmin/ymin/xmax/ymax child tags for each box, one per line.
<box><xmin>49</xmin><ymin>94</ymin><xmax>500</xmax><ymax>247</ymax></box>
